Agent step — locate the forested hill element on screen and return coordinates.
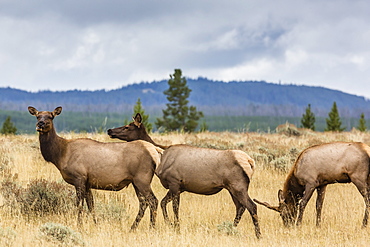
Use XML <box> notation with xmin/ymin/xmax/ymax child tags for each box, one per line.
<box><xmin>1</xmin><ymin>78</ymin><xmax>370</xmax><ymax>117</ymax></box>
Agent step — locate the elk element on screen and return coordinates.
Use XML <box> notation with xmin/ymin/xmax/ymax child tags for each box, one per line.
<box><xmin>28</xmin><ymin>106</ymin><xmax>161</xmax><ymax>230</ymax></box>
<box><xmin>107</xmin><ymin>113</ymin><xmax>261</xmax><ymax>238</ymax></box>
<box><xmin>254</xmin><ymin>142</ymin><xmax>370</xmax><ymax>227</ymax></box>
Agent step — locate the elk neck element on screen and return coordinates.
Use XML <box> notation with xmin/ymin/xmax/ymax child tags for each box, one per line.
<box><xmin>283</xmin><ymin>171</ymin><xmax>305</xmax><ymax>206</ymax></box>
<box><xmin>140</xmin><ymin>129</ymin><xmax>169</xmax><ymax>149</ymax></box>
<box><xmin>38</xmin><ymin>127</ymin><xmax>68</xmax><ymax>169</ymax></box>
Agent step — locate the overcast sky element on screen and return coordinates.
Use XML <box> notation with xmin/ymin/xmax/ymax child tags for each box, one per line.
<box><xmin>1</xmin><ymin>0</ymin><xmax>370</xmax><ymax>98</ymax></box>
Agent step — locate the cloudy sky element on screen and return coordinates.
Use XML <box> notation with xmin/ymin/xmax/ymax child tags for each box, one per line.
<box><xmin>1</xmin><ymin>0</ymin><xmax>370</xmax><ymax>98</ymax></box>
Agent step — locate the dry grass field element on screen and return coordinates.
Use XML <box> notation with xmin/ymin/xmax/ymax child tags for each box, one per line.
<box><xmin>1</xmin><ymin>130</ymin><xmax>370</xmax><ymax>246</ymax></box>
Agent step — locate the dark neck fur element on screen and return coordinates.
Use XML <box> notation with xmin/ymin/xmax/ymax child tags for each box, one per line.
<box><xmin>139</xmin><ymin>127</ymin><xmax>169</xmax><ymax>149</ymax></box>
<box><xmin>38</xmin><ymin>128</ymin><xmax>67</xmax><ymax>169</ymax></box>
<box><xmin>283</xmin><ymin>171</ymin><xmax>305</xmax><ymax>206</ymax></box>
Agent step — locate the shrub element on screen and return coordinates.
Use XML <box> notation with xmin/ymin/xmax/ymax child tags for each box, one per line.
<box><xmin>18</xmin><ymin>179</ymin><xmax>75</xmax><ymax>216</ymax></box>
<box><xmin>217</xmin><ymin>221</ymin><xmax>239</xmax><ymax>236</ymax></box>
<box><xmin>271</xmin><ymin>156</ymin><xmax>290</xmax><ymax>172</ymax></box>
<box><xmin>0</xmin><ymin>180</ymin><xmax>21</xmax><ymax>209</ymax></box>
<box><xmin>1</xmin><ymin>174</ymin><xmax>22</xmax><ymax>215</ymax></box>
<box><xmin>95</xmin><ymin>199</ymin><xmax>128</xmax><ymax>222</ymax></box>
<box><xmin>39</xmin><ymin>222</ymin><xmax>85</xmax><ymax>246</ymax></box>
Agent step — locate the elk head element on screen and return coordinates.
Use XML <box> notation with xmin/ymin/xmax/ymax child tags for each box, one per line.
<box><xmin>28</xmin><ymin>106</ymin><xmax>62</xmax><ymax>134</ymax></box>
<box><xmin>254</xmin><ymin>190</ymin><xmax>298</xmax><ymax>227</ymax></box>
<box><xmin>107</xmin><ymin>113</ymin><xmax>144</xmax><ymax>141</ymax></box>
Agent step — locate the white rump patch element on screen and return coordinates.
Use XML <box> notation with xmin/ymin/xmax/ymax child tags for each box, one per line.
<box><xmin>361</xmin><ymin>142</ymin><xmax>370</xmax><ymax>157</ymax></box>
<box><xmin>154</xmin><ymin>146</ymin><xmax>164</xmax><ymax>155</ymax></box>
<box><xmin>232</xmin><ymin>150</ymin><xmax>255</xmax><ymax>179</ymax></box>
<box><xmin>139</xmin><ymin>140</ymin><xmax>162</xmax><ymax>166</ymax></box>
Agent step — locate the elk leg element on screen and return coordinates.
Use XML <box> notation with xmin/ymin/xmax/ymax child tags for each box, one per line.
<box><xmin>130</xmin><ymin>186</ymin><xmax>149</xmax><ymax>231</ymax></box>
<box><xmin>367</xmin><ymin>184</ymin><xmax>370</xmax><ymax>227</ymax></box>
<box><xmin>86</xmin><ymin>188</ymin><xmax>97</xmax><ymax>224</ymax></box>
<box><xmin>315</xmin><ymin>185</ymin><xmax>327</xmax><ymax>227</ymax></box>
<box><xmin>229</xmin><ymin>188</ymin><xmax>261</xmax><ymax>239</ymax></box>
<box><xmin>229</xmin><ymin>192</ymin><xmax>246</xmax><ymax>227</ymax></box>
<box><xmin>147</xmin><ymin>190</ymin><xmax>158</xmax><ymax>229</ymax></box>
<box><xmin>297</xmin><ymin>185</ymin><xmax>316</xmax><ymax>226</ymax></box>
<box><xmin>351</xmin><ymin>178</ymin><xmax>370</xmax><ymax>227</ymax></box>
<box><xmin>160</xmin><ymin>191</ymin><xmax>174</xmax><ymax>225</ymax></box>
<box><xmin>172</xmin><ymin>193</ymin><xmax>181</xmax><ymax>230</ymax></box>
<box><xmin>361</xmin><ymin>200</ymin><xmax>369</xmax><ymax>227</ymax></box>
<box><xmin>244</xmin><ymin>196</ymin><xmax>261</xmax><ymax>239</ymax></box>
<box><xmin>75</xmin><ymin>183</ymin><xmax>86</xmax><ymax>224</ymax></box>
<box><xmin>132</xmin><ymin>179</ymin><xmax>158</xmax><ymax>229</ymax></box>
<box><xmin>367</xmin><ymin>188</ymin><xmax>370</xmax><ymax>227</ymax></box>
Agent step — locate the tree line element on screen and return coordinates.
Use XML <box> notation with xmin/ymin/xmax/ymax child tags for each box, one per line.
<box><xmin>1</xmin><ymin>69</ymin><xmax>368</xmax><ymax>134</ymax></box>
<box><xmin>301</xmin><ymin>101</ymin><xmax>367</xmax><ymax>132</ymax></box>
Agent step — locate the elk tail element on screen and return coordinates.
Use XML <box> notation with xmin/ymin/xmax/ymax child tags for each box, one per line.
<box><xmin>232</xmin><ymin>150</ymin><xmax>255</xmax><ymax>179</ymax></box>
<box><xmin>154</xmin><ymin>146</ymin><xmax>164</xmax><ymax>155</ymax></box>
<box><xmin>140</xmin><ymin>141</ymin><xmax>162</xmax><ymax>169</ymax></box>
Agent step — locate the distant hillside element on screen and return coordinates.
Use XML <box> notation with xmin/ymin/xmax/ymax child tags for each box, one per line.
<box><xmin>1</xmin><ymin>78</ymin><xmax>370</xmax><ymax>118</ymax></box>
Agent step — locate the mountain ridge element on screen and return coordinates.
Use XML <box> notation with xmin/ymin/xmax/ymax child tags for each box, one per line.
<box><xmin>1</xmin><ymin>78</ymin><xmax>369</xmax><ymax>118</ymax></box>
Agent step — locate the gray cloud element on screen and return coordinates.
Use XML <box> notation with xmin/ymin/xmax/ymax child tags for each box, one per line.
<box><xmin>0</xmin><ymin>0</ymin><xmax>369</xmax><ymax>98</ymax></box>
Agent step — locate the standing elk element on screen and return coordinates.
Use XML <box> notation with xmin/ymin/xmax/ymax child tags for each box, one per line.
<box><xmin>28</xmin><ymin>106</ymin><xmax>162</xmax><ymax>230</ymax></box>
<box><xmin>254</xmin><ymin>142</ymin><xmax>370</xmax><ymax>227</ymax></box>
<box><xmin>107</xmin><ymin>113</ymin><xmax>261</xmax><ymax>238</ymax></box>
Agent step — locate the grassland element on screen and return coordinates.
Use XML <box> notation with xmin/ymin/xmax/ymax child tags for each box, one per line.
<box><xmin>1</xmin><ymin>130</ymin><xmax>370</xmax><ymax>246</ymax></box>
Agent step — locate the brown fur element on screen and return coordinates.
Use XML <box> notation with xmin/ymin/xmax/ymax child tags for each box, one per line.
<box><xmin>254</xmin><ymin>142</ymin><xmax>370</xmax><ymax>228</ymax></box>
<box><xmin>108</xmin><ymin>114</ymin><xmax>168</xmax><ymax>149</ymax></box>
<box><xmin>107</xmin><ymin>113</ymin><xmax>261</xmax><ymax>238</ymax></box>
<box><xmin>28</xmin><ymin>106</ymin><xmax>161</xmax><ymax>230</ymax></box>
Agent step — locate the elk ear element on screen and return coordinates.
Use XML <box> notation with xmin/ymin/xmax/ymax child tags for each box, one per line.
<box><xmin>133</xmin><ymin>113</ymin><xmax>142</xmax><ymax>128</ymax></box>
<box><xmin>253</xmin><ymin>199</ymin><xmax>281</xmax><ymax>212</ymax></box>
<box><xmin>278</xmin><ymin>189</ymin><xmax>285</xmax><ymax>203</ymax></box>
<box><xmin>28</xmin><ymin>106</ymin><xmax>38</xmax><ymax>116</ymax></box>
<box><xmin>53</xmin><ymin>106</ymin><xmax>62</xmax><ymax>117</ymax></box>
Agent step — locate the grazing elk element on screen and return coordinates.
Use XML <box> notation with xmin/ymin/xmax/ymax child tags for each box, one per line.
<box><xmin>254</xmin><ymin>142</ymin><xmax>370</xmax><ymax>227</ymax></box>
<box><xmin>107</xmin><ymin>113</ymin><xmax>261</xmax><ymax>238</ymax></box>
<box><xmin>28</xmin><ymin>106</ymin><xmax>161</xmax><ymax>230</ymax></box>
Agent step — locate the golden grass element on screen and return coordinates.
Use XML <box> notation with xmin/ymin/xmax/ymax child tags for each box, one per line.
<box><xmin>1</xmin><ymin>130</ymin><xmax>370</xmax><ymax>246</ymax></box>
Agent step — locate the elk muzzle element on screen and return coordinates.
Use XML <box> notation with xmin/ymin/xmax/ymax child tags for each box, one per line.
<box><xmin>36</xmin><ymin>121</ymin><xmax>45</xmax><ymax>132</ymax></box>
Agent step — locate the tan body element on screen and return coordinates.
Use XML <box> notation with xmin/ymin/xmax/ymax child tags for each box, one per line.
<box><xmin>29</xmin><ymin>106</ymin><xmax>161</xmax><ymax>230</ymax></box>
<box><xmin>107</xmin><ymin>113</ymin><xmax>261</xmax><ymax>238</ymax></box>
<box><xmin>56</xmin><ymin>139</ymin><xmax>157</xmax><ymax>191</ymax></box>
<box><xmin>255</xmin><ymin>142</ymin><xmax>370</xmax><ymax>227</ymax></box>
<box><xmin>158</xmin><ymin>145</ymin><xmax>254</xmax><ymax>195</ymax></box>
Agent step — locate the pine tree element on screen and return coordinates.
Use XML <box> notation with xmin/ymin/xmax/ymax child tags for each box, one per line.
<box><xmin>1</xmin><ymin>116</ymin><xmax>17</xmax><ymax>135</ymax></box>
<box><xmin>185</xmin><ymin>105</ymin><xmax>204</xmax><ymax>132</ymax></box>
<box><xmin>133</xmin><ymin>98</ymin><xmax>152</xmax><ymax>132</ymax></box>
<box><xmin>301</xmin><ymin>104</ymin><xmax>315</xmax><ymax>131</ymax></box>
<box><xmin>325</xmin><ymin>102</ymin><xmax>345</xmax><ymax>132</ymax></box>
<box><xmin>156</xmin><ymin>69</ymin><xmax>203</xmax><ymax>132</ymax></box>
<box><xmin>357</xmin><ymin>113</ymin><xmax>367</xmax><ymax>132</ymax></box>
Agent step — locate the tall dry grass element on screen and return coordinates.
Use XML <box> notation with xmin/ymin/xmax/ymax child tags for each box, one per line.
<box><xmin>1</xmin><ymin>130</ymin><xmax>370</xmax><ymax>246</ymax></box>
